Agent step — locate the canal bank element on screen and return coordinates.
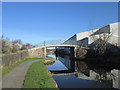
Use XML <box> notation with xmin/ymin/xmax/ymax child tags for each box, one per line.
<box><xmin>2</xmin><ymin>58</ymin><xmax>45</xmax><ymax>88</ymax></box>
<box><xmin>46</xmin><ymin>54</ymin><xmax>120</xmax><ymax>89</ymax></box>
<box><xmin>2</xmin><ymin>57</ymin><xmax>58</xmax><ymax>88</ymax></box>
<box><xmin>23</xmin><ymin>60</ymin><xmax>58</xmax><ymax>88</ymax></box>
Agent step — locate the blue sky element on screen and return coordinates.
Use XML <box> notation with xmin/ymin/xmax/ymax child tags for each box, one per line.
<box><xmin>2</xmin><ymin>2</ymin><xmax>118</xmax><ymax>44</ymax></box>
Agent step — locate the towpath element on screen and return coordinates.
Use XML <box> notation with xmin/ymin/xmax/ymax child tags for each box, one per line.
<box><xmin>2</xmin><ymin>59</ymin><xmax>45</xmax><ymax>88</ymax></box>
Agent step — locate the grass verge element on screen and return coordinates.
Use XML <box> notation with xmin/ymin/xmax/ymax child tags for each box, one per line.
<box><xmin>2</xmin><ymin>57</ymin><xmax>45</xmax><ymax>75</ymax></box>
<box><xmin>23</xmin><ymin>61</ymin><xmax>57</xmax><ymax>88</ymax></box>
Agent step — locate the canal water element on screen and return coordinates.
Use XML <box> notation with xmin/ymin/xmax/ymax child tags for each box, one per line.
<box><xmin>46</xmin><ymin>54</ymin><xmax>120</xmax><ymax>89</ymax></box>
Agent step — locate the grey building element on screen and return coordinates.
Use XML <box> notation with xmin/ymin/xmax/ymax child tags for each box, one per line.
<box><xmin>64</xmin><ymin>22</ymin><xmax>120</xmax><ymax>48</ymax></box>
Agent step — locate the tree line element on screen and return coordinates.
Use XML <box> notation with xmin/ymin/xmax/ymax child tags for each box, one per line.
<box><xmin>1</xmin><ymin>35</ymin><xmax>34</xmax><ymax>54</ymax></box>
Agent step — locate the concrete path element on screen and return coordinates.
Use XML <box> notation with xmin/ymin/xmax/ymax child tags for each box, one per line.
<box><xmin>2</xmin><ymin>59</ymin><xmax>45</xmax><ymax>88</ymax></box>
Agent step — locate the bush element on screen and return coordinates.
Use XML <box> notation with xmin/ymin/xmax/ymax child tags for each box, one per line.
<box><xmin>2</xmin><ymin>40</ymin><xmax>13</xmax><ymax>54</ymax></box>
<box><xmin>12</xmin><ymin>44</ymin><xmax>20</xmax><ymax>53</ymax></box>
<box><xmin>1</xmin><ymin>35</ymin><xmax>33</xmax><ymax>54</ymax></box>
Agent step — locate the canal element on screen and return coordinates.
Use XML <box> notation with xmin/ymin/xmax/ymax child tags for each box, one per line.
<box><xmin>46</xmin><ymin>54</ymin><xmax>120</xmax><ymax>89</ymax></box>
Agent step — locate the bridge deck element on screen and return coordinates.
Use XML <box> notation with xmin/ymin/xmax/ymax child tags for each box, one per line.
<box><xmin>30</xmin><ymin>44</ymin><xmax>89</xmax><ymax>50</ymax></box>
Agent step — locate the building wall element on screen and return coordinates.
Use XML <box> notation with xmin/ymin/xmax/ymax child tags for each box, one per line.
<box><xmin>63</xmin><ymin>34</ymin><xmax>77</xmax><ymax>45</ymax></box>
<box><xmin>88</xmin><ymin>25</ymin><xmax>110</xmax><ymax>45</ymax></box>
<box><xmin>76</xmin><ymin>38</ymin><xmax>88</xmax><ymax>47</ymax></box>
<box><xmin>89</xmin><ymin>22</ymin><xmax>120</xmax><ymax>46</ymax></box>
<box><xmin>63</xmin><ymin>29</ymin><xmax>98</xmax><ymax>46</ymax></box>
<box><xmin>109</xmin><ymin>22</ymin><xmax>119</xmax><ymax>46</ymax></box>
<box><xmin>64</xmin><ymin>22</ymin><xmax>120</xmax><ymax>47</ymax></box>
<box><xmin>119</xmin><ymin>23</ymin><xmax>120</xmax><ymax>46</ymax></box>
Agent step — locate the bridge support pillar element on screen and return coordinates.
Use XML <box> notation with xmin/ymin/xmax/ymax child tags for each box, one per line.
<box><xmin>44</xmin><ymin>47</ymin><xmax>47</xmax><ymax>57</ymax></box>
<box><xmin>74</xmin><ymin>47</ymin><xmax>77</xmax><ymax>58</ymax></box>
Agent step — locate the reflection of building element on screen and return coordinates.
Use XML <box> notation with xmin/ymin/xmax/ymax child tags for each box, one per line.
<box><xmin>111</xmin><ymin>69</ymin><xmax>120</xmax><ymax>89</ymax></box>
<box><xmin>75</xmin><ymin>61</ymin><xmax>120</xmax><ymax>89</ymax></box>
<box><xmin>56</xmin><ymin>54</ymin><xmax>120</xmax><ymax>89</ymax></box>
<box><xmin>58</xmin><ymin>55</ymin><xmax>75</xmax><ymax>72</ymax></box>
<box><xmin>64</xmin><ymin>22</ymin><xmax>120</xmax><ymax>47</ymax></box>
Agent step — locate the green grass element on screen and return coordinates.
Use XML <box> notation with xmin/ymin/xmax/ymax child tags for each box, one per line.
<box><xmin>23</xmin><ymin>61</ymin><xmax>57</xmax><ymax>88</ymax></box>
<box><xmin>2</xmin><ymin>57</ymin><xmax>45</xmax><ymax>75</ymax></box>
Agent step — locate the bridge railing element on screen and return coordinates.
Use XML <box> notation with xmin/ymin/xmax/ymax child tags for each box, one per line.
<box><xmin>32</xmin><ymin>39</ymin><xmax>89</xmax><ymax>49</ymax></box>
<box><xmin>34</xmin><ymin>40</ymin><xmax>65</xmax><ymax>47</ymax></box>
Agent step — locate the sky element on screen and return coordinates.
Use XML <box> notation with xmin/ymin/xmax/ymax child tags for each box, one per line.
<box><xmin>2</xmin><ymin>2</ymin><xmax>118</xmax><ymax>44</ymax></box>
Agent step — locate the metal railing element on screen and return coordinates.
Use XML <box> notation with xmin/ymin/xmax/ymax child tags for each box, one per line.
<box><xmin>34</xmin><ymin>40</ymin><xmax>65</xmax><ymax>47</ymax></box>
<box><xmin>32</xmin><ymin>39</ymin><xmax>89</xmax><ymax>48</ymax></box>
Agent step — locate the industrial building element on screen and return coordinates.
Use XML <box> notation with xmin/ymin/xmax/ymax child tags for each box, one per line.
<box><xmin>64</xmin><ymin>22</ymin><xmax>120</xmax><ymax>48</ymax></box>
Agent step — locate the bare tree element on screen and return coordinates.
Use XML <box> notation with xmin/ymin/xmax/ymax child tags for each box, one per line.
<box><xmin>89</xmin><ymin>26</ymin><xmax>112</xmax><ymax>55</ymax></box>
<box><xmin>1</xmin><ymin>35</ymin><xmax>33</xmax><ymax>54</ymax></box>
<box><xmin>11</xmin><ymin>40</ymin><xmax>23</xmax><ymax>53</ymax></box>
<box><xmin>12</xmin><ymin>40</ymin><xmax>22</xmax><ymax>45</ymax></box>
<box><xmin>20</xmin><ymin>43</ymin><xmax>32</xmax><ymax>50</ymax></box>
<box><xmin>25</xmin><ymin>43</ymin><xmax>32</xmax><ymax>48</ymax></box>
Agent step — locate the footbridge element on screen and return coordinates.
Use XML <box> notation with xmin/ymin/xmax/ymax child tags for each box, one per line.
<box><xmin>41</xmin><ymin>44</ymin><xmax>79</xmax><ymax>57</ymax></box>
<box><xmin>40</xmin><ymin>44</ymin><xmax>89</xmax><ymax>57</ymax></box>
<box><xmin>34</xmin><ymin>40</ymin><xmax>89</xmax><ymax>57</ymax></box>
<box><xmin>42</xmin><ymin>44</ymin><xmax>89</xmax><ymax>49</ymax></box>
<box><xmin>32</xmin><ymin>40</ymin><xmax>89</xmax><ymax>58</ymax></box>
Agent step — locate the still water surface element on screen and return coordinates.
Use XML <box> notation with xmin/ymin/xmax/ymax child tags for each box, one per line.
<box><xmin>47</xmin><ymin>54</ymin><xmax>120</xmax><ymax>89</ymax></box>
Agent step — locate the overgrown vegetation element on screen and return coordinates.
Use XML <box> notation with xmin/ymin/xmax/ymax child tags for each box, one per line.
<box><xmin>1</xmin><ymin>35</ymin><xmax>34</xmax><ymax>54</ymax></box>
<box><xmin>23</xmin><ymin>61</ymin><xmax>57</xmax><ymax>88</ymax></box>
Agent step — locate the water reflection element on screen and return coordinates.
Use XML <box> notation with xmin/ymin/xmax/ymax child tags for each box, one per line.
<box><xmin>47</xmin><ymin>55</ymin><xmax>68</xmax><ymax>71</ymax></box>
<box><xmin>53</xmin><ymin>74</ymin><xmax>108</xmax><ymax>88</ymax></box>
<box><xmin>75</xmin><ymin>60</ymin><xmax>120</xmax><ymax>88</ymax></box>
<box><xmin>47</xmin><ymin>54</ymin><xmax>120</xmax><ymax>89</ymax></box>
